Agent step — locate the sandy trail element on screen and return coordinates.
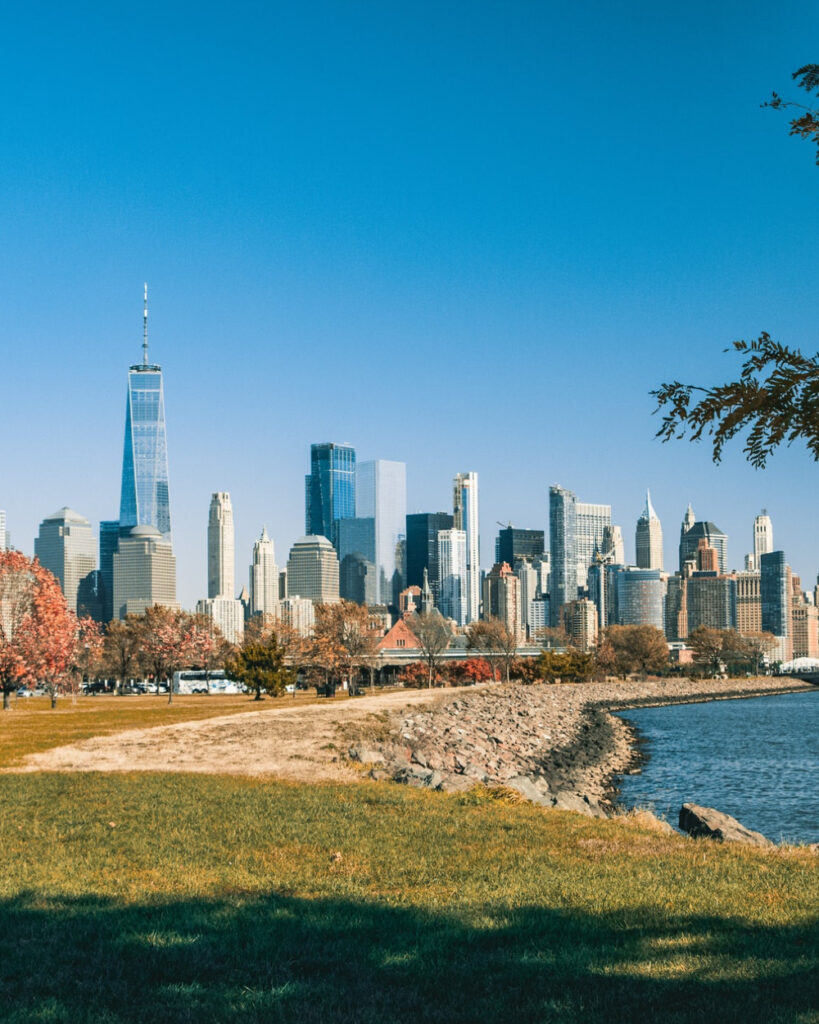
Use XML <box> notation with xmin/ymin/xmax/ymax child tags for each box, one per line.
<box><xmin>9</xmin><ymin>688</ymin><xmax>456</xmax><ymax>782</ymax></box>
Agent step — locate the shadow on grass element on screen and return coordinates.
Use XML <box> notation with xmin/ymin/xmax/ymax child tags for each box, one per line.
<box><xmin>0</xmin><ymin>891</ymin><xmax>816</xmax><ymax>1023</ymax></box>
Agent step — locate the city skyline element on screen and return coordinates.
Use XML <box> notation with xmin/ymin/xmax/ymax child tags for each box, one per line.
<box><xmin>2</xmin><ymin>5</ymin><xmax>818</xmax><ymax>608</ymax></box>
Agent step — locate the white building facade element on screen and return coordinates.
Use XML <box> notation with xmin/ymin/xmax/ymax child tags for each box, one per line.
<box><xmin>208</xmin><ymin>492</ymin><xmax>235</xmax><ymax>599</ymax></box>
<box><xmin>437</xmin><ymin>528</ymin><xmax>467</xmax><ymax>626</ymax></box>
<box><xmin>250</xmin><ymin>525</ymin><xmax>279</xmax><ymax>618</ymax></box>
<box><xmin>453</xmin><ymin>471</ymin><xmax>480</xmax><ymax>622</ymax></box>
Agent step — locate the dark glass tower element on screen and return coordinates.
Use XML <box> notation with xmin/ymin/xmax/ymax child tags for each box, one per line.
<box><xmin>119</xmin><ymin>286</ymin><xmax>172</xmax><ymax>544</ymax></box>
<box><xmin>305</xmin><ymin>442</ymin><xmax>356</xmax><ymax>550</ymax></box>
<box><xmin>495</xmin><ymin>526</ymin><xmax>545</xmax><ymax>565</ymax></box>
<box><xmin>549</xmin><ymin>484</ymin><xmax>577</xmax><ymax>626</ymax></box>
<box><xmin>406</xmin><ymin>512</ymin><xmax>453</xmax><ymax>602</ymax></box>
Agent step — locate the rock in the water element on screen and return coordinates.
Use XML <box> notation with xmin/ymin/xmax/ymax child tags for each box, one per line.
<box><xmin>679</xmin><ymin>803</ymin><xmax>773</xmax><ymax>848</ymax></box>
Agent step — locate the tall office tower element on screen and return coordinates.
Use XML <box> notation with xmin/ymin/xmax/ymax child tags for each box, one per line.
<box><xmin>453</xmin><ymin>472</ymin><xmax>480</xmax><ymax>623</ymax></box>
<box><xmin>664</xmin><ymin>574</ymin><xmax>688</xmax><ymax>641</ymax></box>
<box><xmin>760</xmin><ymin>551</ymin><xmax>791</xmax><ymax>656</ymax></box>
<box><xmin>112</xmin><ymin>525</ymin><xmax>177</xmax><ymax>619</ymax></box>
<box><xmin>437</xmin><ymin>528</ymin><xmax>467</xmax><ymax>626</ymax></box>
<box><xmin>207</xmin><ymin>492</ymin><xmax>235</xmax><ymax>598</ymax></box>
<box><xmin>280</xmin><ymin>596</ymin><xmax>316</xmax><ymax>636</ymax></box>
<box><xmin>356</xmin><ymin>460</ymin><xmax>406</xmax><ymax>608</ymax></box>
<box><xmin>614</xmin><ymin>568</ymin><xmax>665</xmax><ymax>630</ymax></box>
<box><xmin>575</xmin><ymin>502</ymin><xmax>611</xmax><ymax>590</ymax></box>
<box><xmin>99</xmin><ymin>520</ymin><xmax>120</xmax><ymax>622</ymax></box>
<box><xmin>406</xmin><ymin>512</ymin><xmax>454</xmax><ymax>604</ymax></box>
<box><xmin>515</xmin><ymin>559</ymin><xmax>538</xmax><ymax>637</ymax></box>
<box><xmin>304</xmin><ymin>442</ymin><xmax>356</xmax><ymax>550</ymax></box>
<box><xmin>686</xmin><ymin>573</ymin><xmax>737</xmax><ymax>632</ymax></box>
<box><xmin>249</xmin><ymin>526</ymin><xmax>279</xmax><ymax>618</ymax></box>
<box><xmin>495</xmin><ymin>526</ymin><xmax>545</xmax><ymax>566</ymax></box>
<box><xmin>635</xmin><ymin>490</ymin><xmax>663</xmax><ymax>570</ymax></box>
<box><xmin>119</xmin><ymin>285</ymin><xmax>172</xmax><ymax>544</ymax></box>
<box><xmin>286</xmin><ymin>536</ymin><xmax>340</xmax><ymax>603</ymax></box>
<box><xmin>602</xmin><ymin>525</ymin><xmax>625</xmax><ymax>565</ymax></box>
<box><xmin>482</xmin><ymin>562</ymin><xmax>523</xmax><ymax>640</ymax></box>
<box><xmin>735</xmin><ymin>570</ymin><xmax>762</xmax><ymax>634</ymax></box>
<box><xmin>696</xmin><ymin>538</ymin><xmax>719</xmax><ymax>573</ymax></box>
<box><xmin>339</xmin><ymin>553</ymin><xmax>377</xmax><ymax>605</ymax></box>
<box><xmin>549</xmin><ymin>484</ymin><xmax>577</xmax><ymax>626</ymax></box>
<box><xmin>791</xmin><ymin>600</ymin><xmax>819</xmax><ymax>659</ymax></box>
<box><xmin>753</xmin><ymin>510</ymin><xmax>774</xmax><ymax>566</ymax></box>
<box><xmin>678</xmin><ymin>516</ymin><xmax>728</xmax><ymax>574</ymax></box>
<box><xmin>0</xmin><ymin>510</ymin><xmax>6</xmax><ymax>551</ymax></box>
<box><xmin>195</xmin><ymin>597</ymin><xmax>245</xmax><ymax>644</ymax></box>
<box><xmin>34</xmin><ymin>508</ymin><xmax>97</xmax><ymax>614</ymax></box>
<box><xmin>562</xmin><ymin>598</ymin><xmax>598</xmax><ymax>652</ymax></box>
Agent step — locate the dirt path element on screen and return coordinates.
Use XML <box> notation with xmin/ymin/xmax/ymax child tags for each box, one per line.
<box><xmin>8</xmin><ymin>688</ymin><xmax>458</xmax><ymax>782</ymax></box>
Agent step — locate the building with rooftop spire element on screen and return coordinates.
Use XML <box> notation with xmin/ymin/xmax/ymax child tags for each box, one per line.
<box><xmin>635</xmin><ymin>490</ymin><xmax>663</xmax><ymax>571</ymax></box>
<box><xmin>119</xmin><ymin>284</ymin><xmax>172</xmax><ymax>545</ymax></box>
<box><xmin>208</xmin><ymin>492</ymin><xmax>235</xmax><ymax>599</ymax></box>
<box><xmin>250</xmin><ymin>526</ymin><xmax>279</xmax><ymax>618</ymax></box>
<box><xmin>754</xmin><ymin>510</ymin><xmax>774</xmax><ymax>567</ymax></box>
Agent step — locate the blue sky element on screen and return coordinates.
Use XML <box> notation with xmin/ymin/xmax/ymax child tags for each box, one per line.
<box><xmin>2</xmin><ymin>1</ymin><xmax>818</xmax><ymax>608</ymax></box>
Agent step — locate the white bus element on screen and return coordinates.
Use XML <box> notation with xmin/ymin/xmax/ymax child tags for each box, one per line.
<box><xmin>171</xmin><ymin>670</ymin><xmax>243</xmax><ymax>695</ymax></box>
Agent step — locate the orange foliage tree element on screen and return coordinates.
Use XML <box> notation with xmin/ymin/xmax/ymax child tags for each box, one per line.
<box><xmin>0</xmin><ymin>551</ymin><xmax>76</xmax><ymax>709</ymax></box>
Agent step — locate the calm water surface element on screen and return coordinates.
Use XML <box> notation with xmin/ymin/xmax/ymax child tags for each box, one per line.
<box><xmin>614</xmin><ymin>689</ymin><xmax>819</xmax><ymax>844</ymax></box>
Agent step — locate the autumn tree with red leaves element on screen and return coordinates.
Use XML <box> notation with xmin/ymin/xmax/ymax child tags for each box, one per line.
<box><xmin>0</xmin><ymin>551</ymin><xmax>76</xmax><ymax>709</ymax></box>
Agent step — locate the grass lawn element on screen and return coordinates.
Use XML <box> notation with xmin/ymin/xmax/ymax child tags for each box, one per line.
<box><xmin>0</xmin><ymin>691</ymin><xmax>339</xmax><ymax>769</ymax></box>
<box><xmin>0</xmin><ymin>771</ymin><xmax>816</xmax><ymax>1023</ymax></box>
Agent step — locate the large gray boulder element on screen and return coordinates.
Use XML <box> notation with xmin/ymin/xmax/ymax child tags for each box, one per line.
<box><xmin>504</xmin><ymin>775</ymin><xmax>552</xmax><ymax>807</ymax></box>
<box><xmin>679</xmin><ymin>803</ymin><xmax>774</xmax><ymax>848</ymax></box>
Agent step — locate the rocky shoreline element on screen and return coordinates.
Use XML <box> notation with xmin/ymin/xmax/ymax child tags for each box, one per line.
<box><xmin>348</xmin><ymin>677</ymin><xmax>814</xmax><ymax>819</ymax></box>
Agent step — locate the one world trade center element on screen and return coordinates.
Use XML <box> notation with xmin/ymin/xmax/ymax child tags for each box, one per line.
<box><xmin>119</xmin><ymin>285</ymin><xmax>172</xmax><ymax>544</ymax></box>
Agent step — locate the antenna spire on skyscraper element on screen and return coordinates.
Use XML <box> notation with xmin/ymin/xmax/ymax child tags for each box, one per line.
<box><xmin>142</xmin><ymin>282</ymin><xmax>149</xmax><ymax>366</ymax></box>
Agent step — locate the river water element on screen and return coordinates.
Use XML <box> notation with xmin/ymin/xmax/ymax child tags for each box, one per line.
<box><xmin>614</xmin><ymin>689</ymin><xmax>819</xmax><ymax>844</ymax></box>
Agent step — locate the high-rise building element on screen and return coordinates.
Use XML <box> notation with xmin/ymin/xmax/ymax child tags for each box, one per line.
<box><xmin>0</xmin><ymin>510</ymin><xmax>7</xmax><ymax>551</ymax></box>
<box><xmin>119</xmin><ymin>285</ymin><xmax>172</xmax><ymax>545</ymax></box>
<box><xmin>562</xmin><ymin>598</ymin><xmax>598</xmax><ymax>652</ymax></box>
<box><xmin>99</xmin><ymin>520</ymin><xmax>120</xmax><ymax>623</ymax></box>
<box><xmin>482</xmin><ymin>562</ymin><xmax>523</xmax><ymax>640</ymax></box>
<box><xmin>437</xmin><ymin>528</ymin><xmax>467</xmax><ymax>626</ymax></box>
<box><xmin>453</xmin><ymin>472</ymin><xmax>480</xmax><ymax>622</ymax></box>
<box><xmin>687</xmin><ymin>573</ymin><xmax>736</xmax><ymax>632</ymax></box>
<box><xmin>635</xmin><ymin>490</ymin><xmax>663</xmax><ymax>570</ymax></box>
<box><xmin>280</xmin><ymin>596</ymin><xmax>315</xmax><ymax>636</ymax></box>
<box><xmin>602</xmin><ymin>525</ymin><xmax>625</xmax><ymax>565</ymax></box>
<box><xmin>196</xmin><ymin>597</ymin><xmax>245</xmax><ymax>644</ymax></box>
<box><xmin>754</xmin><ymin>510</ymin><xmax>774</xmax><ymax>567</ymax></box>
<box><xmin>34</xmin><ymin>507</ymin><xmax>97</xmax><ymax>614</ymax></box>
<box><xmin>760</xmin><ymin>551</ymin><xmax>791</xmax><ymax>655</ymax></box>
<box><xmin>679</xmin><ymin>511</ymin><xmax>727</xmax><ymax>574</ymax></box>
<box><xmin>286</xmin><ymin>536</ymin><xmax>340</xmax><ymax>604</ymax></box>
<box><xmin>735</xmin><ymin>570</ymin><xmax>762</xmax><ymax>634</ymax></box>
<box><xmin>249</xmin><ymin>526</ymin><xmax>279</xmax><ymax>618</ymax></box>
<box><xmin>495</xmin><ymin>527</ymin><xmax>545</xmax><ymax>566</ymax></box>
<box><xmin>112</xmin><ymin>525</ymin><xmax>177</xmax><ymax>618</ymax></box>
<box><xmin>664</xmin><ymin>574</ymin><xmax>688</xmax><ymax>641</ymax></box>
<box><xmin>339</xmin><ymin>553</ymin><xmax>377</xmax><ymax>605</ymax></box>
<box><xmin>515</xmin><ymin>559</ymin><xmax>539</xmax><ymax>637</ymax></box>
<box><xmin>406</xmin><ymin>512</ymin><xmax>454</xmax><ymax>604</ymax></box>
<box><xmin>549</xmin><ymin>484</ymin><xmax>577</xmax><ymax>626</ymax></box>
<box><xmin>576</xmin><ymin>502</ymin><xmax>611</xmax><ymax>590</ymax></box>
<box><xmin>207</xmin><ymin>492</ymin><xmax>235</xmax><ymax>599</ymax></box>
<box><xmin>614</xmin><ymin>568</ymin><xmax>665</xmax><ymax>630</ymax></box>
<box><xmin>355</xmin><ymin>459</ymin><xmax>406</xmax><ymax>608</ymax></box>
<box><xmin>304</xmin><ymin>442</ymin><xmax>356</xmax><ymax>550</ymax></box>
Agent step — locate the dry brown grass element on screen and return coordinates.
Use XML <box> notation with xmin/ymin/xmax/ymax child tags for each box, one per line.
<box><xmin>0</xmin><ymin>690</ymin><xmax>332</xmax><ymax>768</ymax></box>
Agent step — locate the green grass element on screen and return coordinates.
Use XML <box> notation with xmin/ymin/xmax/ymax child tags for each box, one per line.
<box><xmin>0</xmin><ymin>772</ymin><xmax>816</xmax><ymax>1023</ymax></box>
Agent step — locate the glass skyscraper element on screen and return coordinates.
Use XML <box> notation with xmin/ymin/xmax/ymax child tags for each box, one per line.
<box><xmin>305</xmin><ymin>442</ymin><xmax>356</xmax><ymax>550</ymax></box>
<box><xmin>549</xmin><ymin>484</ymin><xmax>577</xmax><ymax>626</ymax></box>
<box><xmin>357</xmin><ymin>459</ymin><xmax>406</xmax><ymax>608</ymax></box>
<box><xmin>119</xmin><ymin>291</ymin><xmax>171</xmax><ymax>544</ymax></box>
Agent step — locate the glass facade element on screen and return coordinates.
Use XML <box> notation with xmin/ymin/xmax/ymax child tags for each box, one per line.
<box><xmin>99</xmin><ymin>519</ymin><xmax>120</xmax><ymax>623</ymax></box>
<box><xmin>406</xmin><ymin>512</ymin><xmax>453</xmax><ymax>601</ymax></box>
<box><xmin>357</xmin><ymin>460</ymin><xmax>406</xmax><ymax>608</ymax></box>
<box><xmin>549</xmin><ymin>485</ymin><xmax>577</xmax><ymax>626</ymax></box>
<box><xmin>761</xmin><ymin>550</ymin><xmax>790</xmax><ymax>637</ymax></box>
<box><xmin>305</xmin><ymin>442</ymin><xmax>356</xmax><ymax>550</ymax></box>
<box><xmin>119</xmin><ymin>367</ymin><xmax>171</xmax><ymax>544</ymax></box>
<box><xmin>495</xmin><ymin>527</ymin><xmax>545</xmax><ymax>566</ymax></box>
<box><xmin>614</xmin><ymin>568</ymin><xmax>665</xmax><ymax>630</ymax></box>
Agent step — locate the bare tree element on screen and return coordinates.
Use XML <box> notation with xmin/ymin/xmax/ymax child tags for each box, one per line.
<box><xmin>409</xmin><ymin>610</ymin><xmax>452</xmax><ymax>687</ymax></box>
<box><xmin>314</xmin><ymin>602</ymin><xmax>379</xmax><ymax>694</ymax></box>
<box><xmin>466</xmin><ymin>618</ymin><xmax>519</xmax><ymax>683</ymax></box>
